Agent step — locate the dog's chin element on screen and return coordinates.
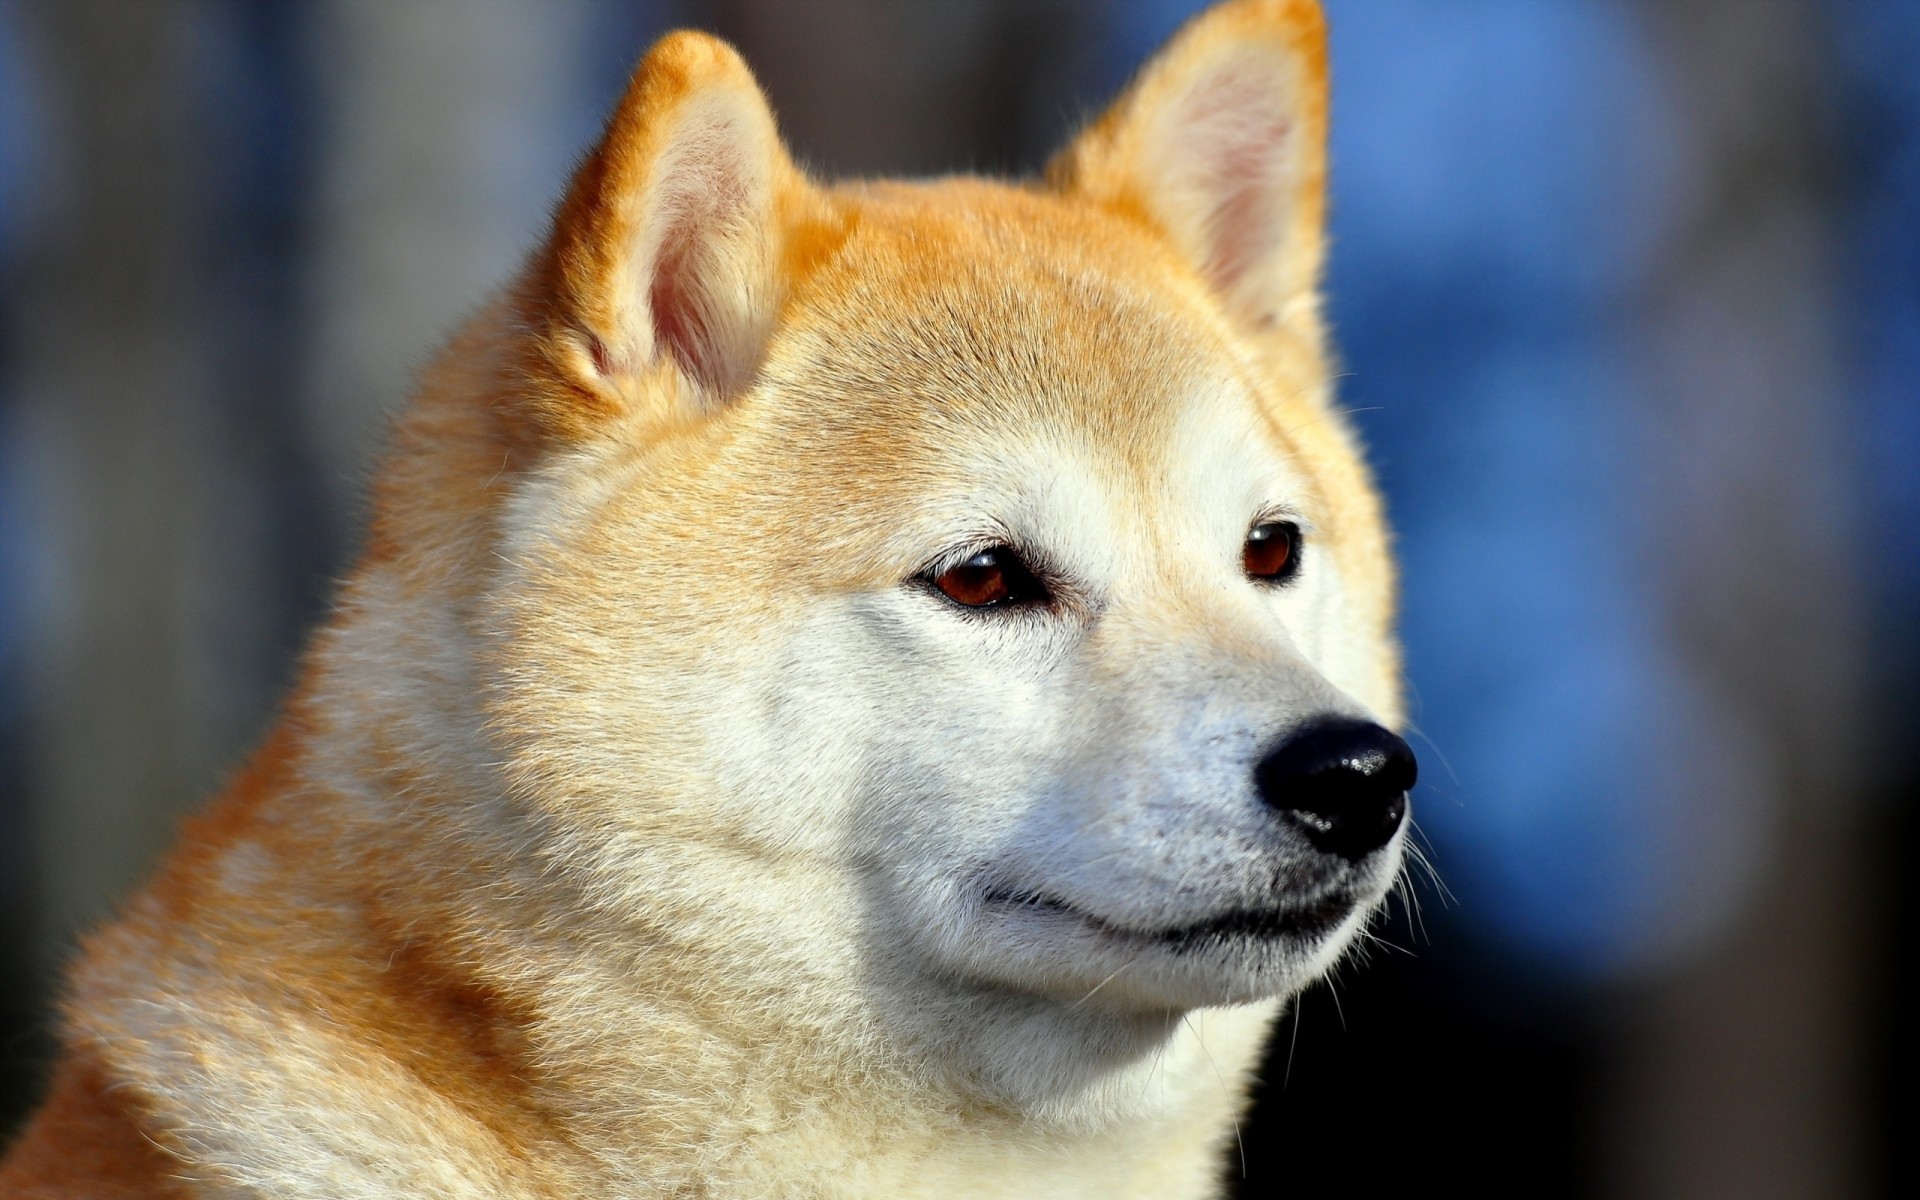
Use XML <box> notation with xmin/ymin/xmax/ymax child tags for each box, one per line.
<box><xmin>963</xmin><ymin>883</ymin><xmax>1384</xmax><ymax>1011</ymax></box>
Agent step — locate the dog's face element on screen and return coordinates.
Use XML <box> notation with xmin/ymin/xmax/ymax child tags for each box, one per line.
<box><xmin>481</xmin><ymin>0</ymin><xmax>1404</xmax><ymax>1056</ymax></box>
<box><xmin>702</xmin><ymin>199</ymin><xmax>1408</xmax><ymax>1015</ymax></box>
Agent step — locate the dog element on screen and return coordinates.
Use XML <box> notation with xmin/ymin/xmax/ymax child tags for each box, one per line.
<box><xmin>0</xmin><ymin>1</ymin><xmax>1412</xmax><ymax>1194</ymax></box>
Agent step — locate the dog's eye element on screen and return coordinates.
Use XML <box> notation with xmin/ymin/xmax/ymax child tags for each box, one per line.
<box><xmin>930</xmin><ymin>547</ymin><xmax>1049</xmax><ymax>609</ymax></box>
<box><xmin>1244</xmin><ymin>521</ymin><xmax>1300</xmax><ymax>582</ymax></box>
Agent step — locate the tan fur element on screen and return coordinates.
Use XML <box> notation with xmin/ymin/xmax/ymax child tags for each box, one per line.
<box><xmin>2</xmin><ymin>3</ymin><xmax>1404</xmax><ymax>1195</ymax></box>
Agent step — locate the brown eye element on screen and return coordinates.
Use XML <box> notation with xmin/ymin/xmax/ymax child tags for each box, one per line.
<box><xmin>930</xmin><ymin>547</ymin><xmax>1047</xmax><ymax>609</ymax></box>
<box><xmin>1244</xmin><ymin>521</ymin><xmax>1300</xmax><ymax>582</ymax></box>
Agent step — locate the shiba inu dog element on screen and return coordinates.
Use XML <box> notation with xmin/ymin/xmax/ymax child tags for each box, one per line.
<box><xmin>0</xmin><ymin>0</ymin><xmax>1414</xmax><ymax>1195</ymax></box>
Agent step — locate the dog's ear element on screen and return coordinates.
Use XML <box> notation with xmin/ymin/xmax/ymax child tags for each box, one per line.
<box><xmin>1049</xmin><ymin>0</ymin><xmax>1328</xmax><ymax>335</ymax></box>
<box><xmin>522</xmin><ymin>31</ymin><xmax>812</xmax><ymax>438</ymax></box>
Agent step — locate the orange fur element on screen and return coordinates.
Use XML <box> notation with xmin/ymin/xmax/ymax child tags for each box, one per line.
<box><xmin>1</xmin><ymin>1053</ymin><xmax>195</xmax><ymax>1199</ymax></box>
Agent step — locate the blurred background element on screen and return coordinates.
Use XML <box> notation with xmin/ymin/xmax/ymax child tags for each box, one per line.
<box><xmin>0</xmin><ymin>1</ymin><xmax>1913</xmax><ymax>1195</ymax></box>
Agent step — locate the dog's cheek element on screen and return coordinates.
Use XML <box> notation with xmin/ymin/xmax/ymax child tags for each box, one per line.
<box><xmin>688</xmin><ymin>601</ymin><xmax>1023</xmax><ymax>853</ymax></box>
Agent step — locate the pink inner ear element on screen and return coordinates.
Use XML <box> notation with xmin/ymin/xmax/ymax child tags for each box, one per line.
<box><xmin>1177</xmin><ymin>63</ymin><xmax>1295</xmax><ymax>315</ymax></box>
<box><xmin>648</xmin><ymin>212</ymin><xmax>710</xmax><ymax>387</ymax></box>
<box><xmin>646</xmin><ymin>123</ymin><xmax>755</xmax><ymax>396</ymax></box>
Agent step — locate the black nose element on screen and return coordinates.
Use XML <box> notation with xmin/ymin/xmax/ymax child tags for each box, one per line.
<box><xmin>1254</xmin><ymin>719</ymin><xmax>1415</xmax><ymax>861</ymax></box>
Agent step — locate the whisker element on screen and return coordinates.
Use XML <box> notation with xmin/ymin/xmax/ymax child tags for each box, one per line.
<box><xmin>1404</xmin><ymin>833</ymin><xmax>1454</xmax><ymax>907</ymax></box>
<box><xmin>1324</xmin><ymin>975</ymin><xmax>1348</xmax><ymax>1033</ymax></box>
<box><xmin>1401</xmin><ymin>721</ymin><xmax>1464</xmax><ymax>796</ymax></box>
<box><xmin>1271</xmin><ymin>373</ymin><xmax>1373</xmax><ymax>441</ymax></box>
<box><xmin>1068</xmin><ymin>958</ymin><xmax>1141</xmax><ymax>1011</ymax></box>
<box><xmin>1184</xmin><ymin>1013</ymin><xmax>1247</xmax><ymax>1181</ymax></box>
<box><xmin>1282</xmin><ymin>994</ymin><xmax>1304</xmax><ymax>1089</ymax></box>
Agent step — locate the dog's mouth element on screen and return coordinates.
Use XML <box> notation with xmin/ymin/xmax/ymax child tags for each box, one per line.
<box><xmin>982</xmin><ymin>886</ymin><xmax>1356</xmax><ymax>952</ymax></box>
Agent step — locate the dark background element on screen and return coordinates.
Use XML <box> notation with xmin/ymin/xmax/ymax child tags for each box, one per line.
<box><xmin>1</xmin><ymin>2</ymin><xmax>1915</xmax><ymax>1196</ymax></box>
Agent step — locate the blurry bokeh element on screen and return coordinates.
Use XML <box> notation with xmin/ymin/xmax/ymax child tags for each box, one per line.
<box><xmin>1</xmin><ymin>1</ymin><xmax>1914</xmax><ymax>1196</ymax></box>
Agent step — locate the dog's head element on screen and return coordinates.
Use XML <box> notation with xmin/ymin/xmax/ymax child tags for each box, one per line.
<box><xmin>452</xmin><ymin>0</ymin><xmax>1406</xmax><ymax>1074</ymax></box>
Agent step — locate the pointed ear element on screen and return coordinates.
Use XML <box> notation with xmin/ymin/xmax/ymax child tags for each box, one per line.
<box><xmin>525</xmin><ymin>31</ymin><xmax>807</xmax><ymax>436</ymax></box>
<box><xmin>1048</xmin><ymin>0</ymin><xmax>1329</xmax><ymax>334</ymax></box>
